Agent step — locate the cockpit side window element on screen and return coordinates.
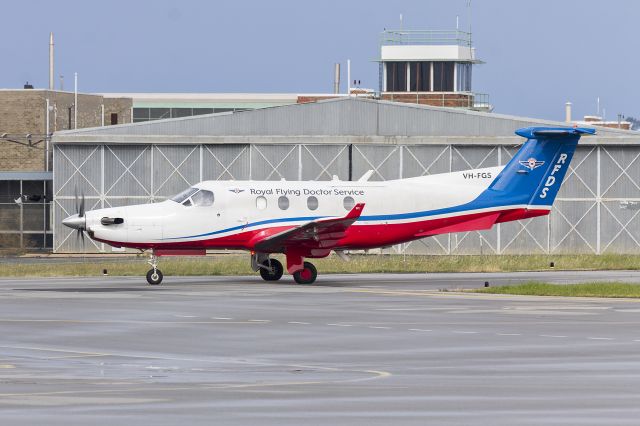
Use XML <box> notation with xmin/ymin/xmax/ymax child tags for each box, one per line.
<box><xmin>171</xmin><ymin>187</ymin><xmax>198</xmax><ymax>203</ymax></box>
<box><xmin>192</xmin><ymin>190</ymin><xmax>214</xmax><ymax>206</ymax></box>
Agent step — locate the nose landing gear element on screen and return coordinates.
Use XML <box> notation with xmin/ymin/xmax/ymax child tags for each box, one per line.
<box><xmin>146</xmin><ymin>251</ymin><xmax>163</xmax><ymax>285</ymax></box>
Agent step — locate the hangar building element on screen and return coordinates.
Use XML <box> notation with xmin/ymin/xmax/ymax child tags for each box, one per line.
<box><xmin>52</xmin><ymin>97</ymin><xmax>640</xmax><ymax>255</ymax></box>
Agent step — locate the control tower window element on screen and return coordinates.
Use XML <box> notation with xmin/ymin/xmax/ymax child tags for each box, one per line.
<box><xmin>456</xmin><ymin>63</ymin><xmax>472</xmax><ymax>92</ymax></box>
<box><xmin>433</xmin><ymin>62</ymin><xmax>455</xmax><ymax>92</ymax></box>
<box><xmin>409</xmin><ymin>62</ymin><xmax>431</xmax><ymax>92</ymax></box>
<box><xmin>386</xmin><ymin>62</ymin><xmax>407</xmax><ymax>92</ymax></box>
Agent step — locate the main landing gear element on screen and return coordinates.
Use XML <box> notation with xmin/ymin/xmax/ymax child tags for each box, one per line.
<box><xmin>293</xmin><ymin>261</ymin><xmax>317</xmax><ymax>285</ymax></box>
<box><xmin>146</xmin><ymin>251</ymin><xmax>163</xmax><ymax>285</ymax></box>
<box><xmin>251</xmin><ymin>252</ymin><xmax>317</xmax><ymax>284</ymax></box>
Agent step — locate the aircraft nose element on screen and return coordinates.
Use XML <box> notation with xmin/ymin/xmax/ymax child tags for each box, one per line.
<box><xmin>62</xmin><ymin>214</ymin><xmax>86</xmax><ymax>230</ymax></box>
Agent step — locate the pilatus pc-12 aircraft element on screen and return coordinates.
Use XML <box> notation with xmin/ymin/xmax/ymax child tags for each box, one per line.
<box><xmin>63</xmin><ymin>126</ymin><xmax>594</xmax><ymax>285</ymax></box>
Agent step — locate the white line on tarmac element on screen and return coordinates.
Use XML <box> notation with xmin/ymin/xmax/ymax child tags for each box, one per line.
<box><xmin>288</xmin><ymin>321</ymin><xmax>310</xmax><ymax>325</ymax></box>
<box><xmin>327</xmin><ymin>323</ymin><xmax>352</xmax><ymax>327</ymax></box>
<box><xmin>248</xmin><ymin>319</ymin><xmax>270</xmax><ymax>323</ymax></box>
<box><xmin>452</xmin><ymin>331</ymin><xmax>478</xmax><ymax>334</ymax></box>
<box><xmin>540</xmin><ymin>335</ymin><xmax>567</xmax><ymax>338</ymax></box>
<box><xmin>408</xmin><ymin>328</ymin><xmax>432</xmax><ymax>332</ymax></box>
<box><xmin>497</xmin><ymin>333</ymin><xmax>522</xmax><ymax>336</ymax></box>
<box><xmin>588</xmin><ymin>337</ymin><xmax>614</xmax><ymax>340</ymax></box>
<box><xmin>212</xmin><ymin>317</ymin><xmax>232</xmax><ymax>320</ymax></box>
<box><xmin>368</xmin><ymin>326</ymin><xmax>391</xmax><ymax>330</ymax></box>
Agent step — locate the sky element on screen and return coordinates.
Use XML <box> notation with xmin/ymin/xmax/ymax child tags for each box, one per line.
<box><xmin>1</xmin><ymin>0</ymin><xmax>638</xmax><ymax>121</ymax></box>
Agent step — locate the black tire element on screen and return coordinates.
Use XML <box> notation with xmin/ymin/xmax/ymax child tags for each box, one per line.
<box><xmin>293</xmin><ymin>262</ymin><xmax>317</xmax><ymax>285</ymax></box>
<box><xmin>259</xmin><ymin>259</ymin><xmax>284</xmax><ymax>281</ymax></box>
<box><xmin>146</xmin><ymin>269</ymin><xmax>163</xmax><ymax>285</ymax></box>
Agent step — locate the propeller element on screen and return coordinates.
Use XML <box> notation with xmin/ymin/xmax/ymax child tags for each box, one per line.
<box><xmin>77</xmin><ymin>187</ymin><xmax>86</xmax><ymax>246</ymax></box>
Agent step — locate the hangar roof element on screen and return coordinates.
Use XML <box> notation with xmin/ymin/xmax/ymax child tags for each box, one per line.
<box><xmin>52</xmin><ymin>97</ymin><xmax>639</xmax><ymax>145</ymax></box>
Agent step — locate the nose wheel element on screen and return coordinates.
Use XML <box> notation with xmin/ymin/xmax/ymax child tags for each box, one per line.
<box><xmin>146</xmin><ymin>268</ymin><xmax>163</xmax><ymax>285</ymax></box>
<box><xmin>146</xmin><ymin>251</ymin><xmax>163</xmax><ymax>285</ymax></box>
<box><xmin>293</xmin><ymin>262</ymin><xmax>317</xmax><ymax>285</ymax></box>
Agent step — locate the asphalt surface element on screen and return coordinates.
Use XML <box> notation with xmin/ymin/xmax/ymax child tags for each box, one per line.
<box><xmin>1</xmin><ymin>272</ymin><xmax>640</xmax><ymax>425</ymax></box>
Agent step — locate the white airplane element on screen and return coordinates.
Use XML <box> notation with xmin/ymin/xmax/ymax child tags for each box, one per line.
<box><xmin>62</xmin><ymin>126</ymin><xmax>594</xmax><ymax>285</ymax></box>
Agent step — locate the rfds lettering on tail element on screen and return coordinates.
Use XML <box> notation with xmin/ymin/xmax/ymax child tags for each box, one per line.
<box><xmin>540</xmin><ymin>153</ymin><xmax>569</xmax><ymax>199</ymax></box>
<box><xmin>62</xmin><ymin>126</ymin><xmax>595</xmax><ymax>286</ymax></box>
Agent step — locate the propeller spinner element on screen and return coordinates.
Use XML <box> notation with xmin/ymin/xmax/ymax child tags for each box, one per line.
<box><xmin>61</xmin><ymin>187</ymin><xmax>87</xmax><ymax>246</ymax></box>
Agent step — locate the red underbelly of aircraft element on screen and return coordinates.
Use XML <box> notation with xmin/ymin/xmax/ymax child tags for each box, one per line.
<box><xmin>94</xmin><ymin>207</ymin><xmax>549</xmax><ymax>252</ymax></box>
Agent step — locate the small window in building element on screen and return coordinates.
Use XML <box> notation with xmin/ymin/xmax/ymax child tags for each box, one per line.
<box><xmin>149</xmin><ymin>108</ymin><xmax>171</xmax><ymax>120</ymax></box>
<box><xmin>182</xmin><ymin>199</ymin><xmax>192</xmax><ymax>207</ymax></box>
<box><xmin>171</xmin><ymin>108</ymin><xmax>193</xmax><ymax>118</ymax></box>
<box><xmin>256</xmin><ymin>196</ymin><xmax>267</xmax><ymax>210</ymax></box>
<box><xmin>307</xmin><ymin>196</ymin><xmax>318</xmax><ymax>211</ymax></box>
<box><xmin>110</xmin><ymin>113</ymin><xmax>118</xmax><ymax>125</ymax></box>
<box><xmin>193</xmin><ymin>108</ymin><xmax>214</xmax><ymax>115</ymax></box>
<box><xmin>192</xmin><ymin>190</ymin><xmax>214</xmax><ymax>206</ymax></box>
<box><xmin>278</xmin><ymin>196</ymin><xmax>289</xmax><ymax>210</ymax></box>
<box><xmin>343</xmin><ymin>196</ymin><xmax>355</xmax><ymax>211</ymax></box>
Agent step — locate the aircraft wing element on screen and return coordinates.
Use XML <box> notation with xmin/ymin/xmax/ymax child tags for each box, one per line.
<box><xmin>253</xmin><ymin>203</ymin><xmax>365</xmax><ymax>253</ymax></box>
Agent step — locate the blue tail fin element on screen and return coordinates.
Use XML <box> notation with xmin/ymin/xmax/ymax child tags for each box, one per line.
<box><xmin>485</xmin><ymin>127</ymin><xmax>595</xmax><ymax>207</ymax></box>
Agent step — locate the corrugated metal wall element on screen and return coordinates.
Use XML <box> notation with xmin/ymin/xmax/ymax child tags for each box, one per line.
<box><xmin>53</xmin><ymin>142</ymin><xmax>640</xmax><ymax>254</ymax></box>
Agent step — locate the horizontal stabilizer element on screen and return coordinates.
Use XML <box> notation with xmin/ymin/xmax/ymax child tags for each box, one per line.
<box><xmin>516</xmin><ymin>127</ymin><xmax>596</xmax><ymax>139</ymax></box>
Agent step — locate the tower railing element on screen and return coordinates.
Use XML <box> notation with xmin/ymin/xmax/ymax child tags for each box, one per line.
<box><xmin>380</xmin><ymin>30</ymin><xmax>472</xmax><ymax>47</ymax></box>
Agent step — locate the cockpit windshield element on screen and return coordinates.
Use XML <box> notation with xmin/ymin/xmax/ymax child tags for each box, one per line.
<box><xmin>171</xmin><ymin>187</ymin><xmax>198</xmax><ymax>203</ymax></box>
<box><xmin>170</xmin><ymin>187</ymin><xmax>214</xmax><ymax>207</ymax></box>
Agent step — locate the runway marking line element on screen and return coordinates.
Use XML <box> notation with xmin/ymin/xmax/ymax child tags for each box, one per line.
<box><xmin>326</xmin><ymin>323</ymin><xmax>352</xmax><ymax>327</ymax></box>
<box><xmin>0</xmin><ymin>319</ymin><xmax>261</xmax><ymax>325</ymax></box>
<box><xmin>497</xmin><ymin>333</ymin><xmax>522</xmax><ymax>336</ymax></box>
<box><xmin>539</xmin><ymin>334</ymin><xmax>567</xmax><ymax>338</ymax></box>
<box><xmin>452</xmin><ymin>331</ymin><xmax>478</xmax><ymax>334</ymax></box>
<box><xmin>587</xmin><ymin>337</ymin><xmax>614</xmax><ymax>340</ymax></box>
<box><xmin>368</xmin><ymin>326</ymin><xmax>391</xmax><ymax>330</ymax></box>
<box><xmin>287</xmin><ymin>321</ymin><xmax>310</xmax><ymax>325</ymax></box>
<box><xmin>408</xmin><ymin>328</ymin><xmax>432</xmax><ymax>332</ymax></box>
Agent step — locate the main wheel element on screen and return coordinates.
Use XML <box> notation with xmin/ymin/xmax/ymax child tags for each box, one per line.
<box><xmin>259</xmin><ymin>259</ymin><xmax>284</xmax><ymax>281</ymax></box>
<box><xmin>146</xmin><ymin>268</ymin><xmax>163</xmax><ymax>285</ymax></box>
<box><xmin>293</xmin><ymin>262</ymin><xmax>317</xmax><ymax>285</ymax></box>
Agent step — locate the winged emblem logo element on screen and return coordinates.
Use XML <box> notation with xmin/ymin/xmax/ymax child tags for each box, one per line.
<box><xmin>519</xmin><ymin>158</ymin><xmax>545</xmax><ymax>171</ymax></box>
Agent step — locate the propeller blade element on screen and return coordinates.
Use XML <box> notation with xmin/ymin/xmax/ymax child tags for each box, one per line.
<box><xmin>76</xmin><ymin>229</ymin><xmax>85</xmax><ymax>249</ymax></box>
<box><xmin>74</xmin><ymin>185</ymin><xmax>79</xmax><ymax>215</ymax></box>
<box><xmin>79</xmin><ymin>190</ymin><xmax>85</xmax><ymax>218</ymax></box>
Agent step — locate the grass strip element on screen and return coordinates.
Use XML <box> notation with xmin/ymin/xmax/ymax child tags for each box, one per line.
<box><xmin>3</xmin><ymin>254</ymin><xmax>640</xmax><ymax>278</ymax></box>
<box><xmin>476</xmin><ymin>281</ymin><xmax>640</xmax><ymax>298</ymax></box>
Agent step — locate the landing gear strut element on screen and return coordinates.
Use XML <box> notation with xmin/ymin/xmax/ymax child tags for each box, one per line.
<box><xmin>293</xmin><ymin>261</ymin><xmax>317</xmax><ymax>285</ymax></box>
<box><xmin>146</xmin><ymin>251</ymin><xmax>163</xmax><ymax>285</ymax></box>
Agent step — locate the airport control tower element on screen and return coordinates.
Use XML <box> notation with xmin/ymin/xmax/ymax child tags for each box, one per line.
<box><xmin>378</xmin><ymin>29</ymin><xmax>490</xmax><ymax>111</ymax></box>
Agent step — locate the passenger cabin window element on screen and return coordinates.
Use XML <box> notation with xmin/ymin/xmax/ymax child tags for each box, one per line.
<box><xmin>278</xmin><ymin>196</ymin><xmax>289</xmax><ymax>210</ymax></box>
<box><xmin>256</xmin><ymin>196</ymin><xmax>267</xmax><ymax>210</ymax></box>
<box><xmin>343</xmin><ymin>196</ymin><xmax>355</xmax><ymax>210</ymax></box>
<box><xmin>307</xmin><ymin>196</ymin><xmax>318</xmax><ymax>210</ymax></box>
<box><xmin>192</xmin><ymin>190</ymin><xmax>214</xmax><ymax>206</ymax></box>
